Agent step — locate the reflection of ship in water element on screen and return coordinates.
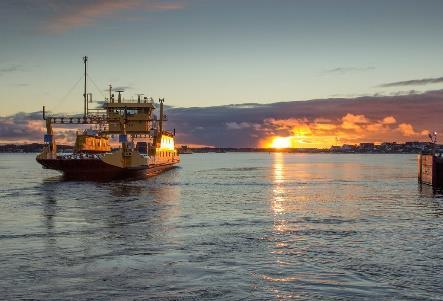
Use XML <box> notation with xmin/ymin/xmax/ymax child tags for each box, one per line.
<box><xmin>38</xmin><ymin>177</ymin><xmax>183</xmax><ymax>245</ymax></box>
<box><xmin>40</xmin><ymin>179</ymin><xmax>59</xmax><ymax>233</ymax></box>
<box><xmin>36</xmin><ymin>56</ymin><xmax>180</xmax><ymax>180</ymax></box>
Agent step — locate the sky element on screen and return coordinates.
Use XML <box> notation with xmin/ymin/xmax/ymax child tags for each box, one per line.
<box><xmin>1</xmin><ymin>0</ymin><xmax>443</xmax><ymax>146</ymax></box>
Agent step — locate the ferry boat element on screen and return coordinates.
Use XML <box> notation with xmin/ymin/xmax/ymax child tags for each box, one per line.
<box><xmin>36</xmin><ymin>57</ymin><xmax>180</xmax><ymax>180</ymax></box>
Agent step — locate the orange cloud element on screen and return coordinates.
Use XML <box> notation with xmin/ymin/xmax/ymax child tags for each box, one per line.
<box><xmin>398</xmin><ymin>123</ymin><xmax>430</xmax><ymax>137</ymax></box>
<box><xmin>45</xmin><ymin>0</ymin><xmax>185</xmax><ymax>33</ymax></box>
<box><xmin>382</xmin><ymin>116</ymin><xmax>397</xmax><ymax>125</ymax></box>
<box><xmin>260</xmin><ymin>113</ymin><xmax>429</xmax><ymax>148</ymax></box>
<box><xmin>342</xmin><ymin>113</ymin><xmax>370</xmax><ymax>124</ymax></box>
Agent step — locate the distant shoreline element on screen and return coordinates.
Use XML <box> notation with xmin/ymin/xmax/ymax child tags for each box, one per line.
<box><xmin>1</xmin><ymin>143</ymin><xmax>440</xmax><ymax>154</ymax></box>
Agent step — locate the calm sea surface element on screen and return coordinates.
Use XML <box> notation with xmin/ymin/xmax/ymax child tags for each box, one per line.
<box><xmin>0</xmin><ymin>153</ymin><xmax>442</xmax><ymax>300</ymax></box>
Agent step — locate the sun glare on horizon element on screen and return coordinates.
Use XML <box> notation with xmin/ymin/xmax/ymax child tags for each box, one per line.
<box><xmin>264</xmin><ymin>133</ymin><xmax>336</xmax><ymax>149</ymax></box>
<box><xmin>270</xmin><ymin>136</ymin><xmax>294</xmax><ymax>149</ymax></box>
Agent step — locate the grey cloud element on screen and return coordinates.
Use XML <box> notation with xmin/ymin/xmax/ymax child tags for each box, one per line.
<box><xmin>379</xmin><ymin>76</ymin><xmax>443</xmax><ymax>88</ymax></box>
<box><xmin>0</xmin><ymin>64</ymin><xmax>24</xmax><ymax>76</ymax></box>
<box><xmin>0</xmin><ymin>111</ymin><xmax>45</xmax><ymax>141</ymax></box>
<box><xmin>0</xmin><ymin>111</ymin><xmax>83</xmax><ymax>143</ymax></box>
<box><xmin>388</xmin><ymin>90</ymin><xmax>419</xmax><ymax>96</ymax></box>
<box><xmin>3</xmin><ymin>90</ymin><xmax>443</xmax><ymax>146</ymax></box>
<box><xmin>325</xmin><ymin>67</ymin><xmax>375</xmax><ymax>74</ymax></box>
<box><xmin>111</xmin><ymin>86</ymin><xmax>132</xmax><ymax>92</ymax></box>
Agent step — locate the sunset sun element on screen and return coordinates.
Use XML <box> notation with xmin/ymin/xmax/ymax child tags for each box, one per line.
<box><xmin>270</xmin><ymin>136</ymin><xmax>293</xmax><ymax>149</ymax></box>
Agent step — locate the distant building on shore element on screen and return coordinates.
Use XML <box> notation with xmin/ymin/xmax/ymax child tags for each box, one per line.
<box><xmin>329</xmin><ymin>141</ymin><xmax>438</xmax><ymax>154</ymax></box>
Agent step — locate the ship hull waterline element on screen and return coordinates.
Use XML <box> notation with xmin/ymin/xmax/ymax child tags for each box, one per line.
<box><xmin>36</xmin><ymin>158</ymin><xmax>178</xmax><ymax>180</ymax></box>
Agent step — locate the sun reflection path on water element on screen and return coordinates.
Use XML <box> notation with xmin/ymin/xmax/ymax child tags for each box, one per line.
<box><xmin>270</xmin><ymin>153</ymin><xmax>313</xmax><ymax>239</ymax></box>
<box><xmin>271</xmin><ymin>153</ymin><xmax>310</xmax><ymax>219</ymax></box>
<box><xmin>267</xmin><ymin>152</ymin><xmax>309</xmax><ymax>295</ymax></box>
<box><xmin>265</xmin><ymin>153</ymin><xmax>353</xmax><ymax>298</ymax></box>
<box><xmin>271</xmin><ymin>152</ymin><xmax>299</xmax><ymax>235</ymax></box>
<box><xmin>272</xmin><ymin>153</ymin><xmax>286</xmax><ymax>217</ymax></box>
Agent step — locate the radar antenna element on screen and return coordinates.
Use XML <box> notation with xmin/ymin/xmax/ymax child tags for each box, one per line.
<box><xmin>116</xmin><ymin>90</ymin><xmax>124</xmax><ymax>103</ymax></box>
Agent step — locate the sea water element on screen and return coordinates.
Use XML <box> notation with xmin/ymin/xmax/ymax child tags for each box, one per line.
<box><xmin>0</xmin><ymin>153</ymin><xmax>442</xmax><ymax>300</ymax></box>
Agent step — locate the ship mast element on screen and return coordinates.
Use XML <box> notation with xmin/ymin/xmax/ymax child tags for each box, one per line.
<box><xmin>83</xmin><ymin>56</ymin><xmax>88</xmax><ymax>117</ymax></box>
<box><xmin>159</xmin><ymin>98</ymin><xmax>164</xmax><ymax>135</ymax></box>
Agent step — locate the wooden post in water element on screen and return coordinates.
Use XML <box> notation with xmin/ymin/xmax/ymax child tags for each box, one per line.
<box><xmin>419</xmin><ymin>154</ymin><xmax>442</xmax><ymax>186</ymax></box>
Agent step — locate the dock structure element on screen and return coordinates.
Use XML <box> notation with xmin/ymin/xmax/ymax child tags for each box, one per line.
<box><xmin>418</xmin><ymin>154</ymin><xmax>443</xmax><ymax>187</ymax></box>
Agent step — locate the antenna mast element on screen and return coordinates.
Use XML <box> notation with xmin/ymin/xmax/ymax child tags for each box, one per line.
<box><xmin>159</xmin><ymin>98</ymin><xmax>164</xmax><ymax>135</ymax></box>
<box><xmin>83</xmin><ymin>56</ymin><xmax>88</xmax><ymax>117</ymax></box>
